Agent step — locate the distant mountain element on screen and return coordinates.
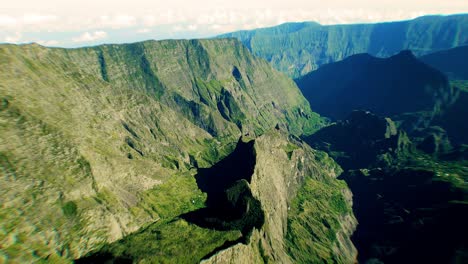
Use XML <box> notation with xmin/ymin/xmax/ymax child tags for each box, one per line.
<box><xmin>418</xmin><ymin>46</ymin><xmax>468</xmax><ymax>145</ymax></box>
<box><xmin>431</xmin><ymin>83</ymin><xmax>468</xmax><ymax>145</ymax></box>
<box><xmin>220</xmin><ymin>14</ymin><xmax>468</xmax><ymax>77</ymax></box>
<box><xmin>420</xmin><ymin>45</ymin><xmax>468</xmax><ymax>80</ymax></box>
<box><xmin>295</xmin><ymin>50</ymin><xmax>453</xmax><ymax>121</ymax></box>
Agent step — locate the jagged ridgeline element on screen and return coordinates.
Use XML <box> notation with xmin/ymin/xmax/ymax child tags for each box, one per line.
<box><xmin>0</xmin><ymin>39</ymin><xmax>351</xmax><ymax>263</ymax></box>
<box><xmin>220</xmin><ymin>14</ymin><xmax>468</xmax><ymax>77</ymax></box>
<box><xmin>295</xmin><ymin>50</ymin><xmax>454</xmax><ymax>121</ymax></box>
<box><xmin>92</xmin><ymin>39</ymin><xmax>320</xmax><ymax>135</ymax></box>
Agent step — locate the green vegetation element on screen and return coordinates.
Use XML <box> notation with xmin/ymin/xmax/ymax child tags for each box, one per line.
<box><xmin>393</xmin><ymin>149</ymin><xmax>468</xmax><ymax>186</ymax></box>
<box><xmin>220</xmin><ymin>14</ymin><xmax>468</xmax><ymax>77</ymax></box>
<box><xmin>137</xmin><ymin>172</ymin><xmax>207</xmax><ymax>219</ymax></box>
<box><xmin>79</xmin><ymin>219</ymin><xmax>242</xmax><ymax>264</ymax></box>
<box><xmin>62</xmin><ymin>201</ymin><xmax>78</xmax><ymax>217</ymax></box>
<box><xmin>283</xmin><ymin>142</ymin><xmax>299</xmax><ymax>160</ymax></box>
<box><xmin>286</xmin><ymin>176</ymin><xmax>352</xmax><ymax>263</ymax></box>
<box><xmin>451</xmin><ymin>80</ymin><xmax>468</xmax><ymax>91</ymax></box>
<box><xmin>306</xmin><ymin>110</ymin><xmax>468</xmax><ymax>263</ymax></box>
<box><xmin>78</xmin><ymin>170</ymin><xmax>246</xmax><ymax>263</ymax></box>
<box><xmin>0</xmin><ymin>39</ymin><xmax>328</xmax><ymax>262</ymax></box>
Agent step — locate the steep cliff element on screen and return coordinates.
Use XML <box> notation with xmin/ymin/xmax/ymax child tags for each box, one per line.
<box><xmin>201</xmin><ymin>131</ymin><xmax>357</xmax><ymax>264</ymax></box>
<box><xmin>0</xmin><ymin>40</ymin><xmax>336</xmax><ymax>263</ymax></box>
<box><xmin>220</xmin><ymin>14</ymin><xmax>468</xmax><ymax>77</ymax></box>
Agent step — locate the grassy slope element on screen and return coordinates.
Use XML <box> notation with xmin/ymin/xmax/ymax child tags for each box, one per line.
<box><xmin>0</xmin><ymin>39</ymin><xmax>325</xmax><ymax>262</ymax></box>
<box><xmin>285</xmin><ymin>154</ymin><xmax>355</xmax><ymax>263</ymax></box>
<box><xmin>0</xmin><ymin>43</ymin><xmax>217</xmax><ymax>262</ymax></box>
<box><xmin>75</xmin><ymin>131</ymin><xmax>356</xmax><ymax>264</ymax></box>
<box><xmin>65</xmin><ymin>39</ymin><xmax>323</xmax><ymax>137</ymax></box>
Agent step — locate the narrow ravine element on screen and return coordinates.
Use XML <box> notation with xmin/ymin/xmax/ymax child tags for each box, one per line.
<box><xmin>76</xmin><ymin>137</ymin><xmax>265</xmax><ymax>263</ymax></box>
<box><xmin>182</xmin><ymin>137</ymin><xmax>265</xmax><ymax>240</ymax></box>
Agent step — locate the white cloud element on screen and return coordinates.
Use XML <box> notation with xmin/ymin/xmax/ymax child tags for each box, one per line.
<box><xmin>0</xmin><ymin>14</ymin><xmax>58</xmax><ymax>31</ymax></box>
<box><xmin>187</xmin><ymin>24</ymin><xmax>197</xmax><ymax>31</ymax></box>
<box><xmin>36</xmin><ymin>39</ymin><xmax>60</xmax><ymax>46</ymax></box>
<box><xmin>173</xmin><ymin>25</ymin><xmax>184</xmax><ymax>32</ymax></box>
<box><xmin>0</xmin><ymin>0</ymin><xmax>466</xmax><ymax>46</ymax></box>
<box><xmin>72</xmin><ymin>31</ymin><xmax>108</xmax><ymax>42</ymax></box>
<box><xmin>21</xmin><ymin>14</ymin><xmax>57</xmax><ymax>25</ymax></box>
<box><xmin>0</xmin><ymin>15</ymin><xmax>16</xmax><ymax>27</ymax></box>
<box><xmin>4</xmin><ymin>32</ymin><xmax>22</xmax><ymax>42</ymax></box>
<box><xmin>98</xmin><ymin>15</ymin><xmax>137</xmax><ymax>29</ymax></box>
<box><xmin>137</xmin><ymin>28</ymin><xmax>151</xmax><ymax>33</ymax></box>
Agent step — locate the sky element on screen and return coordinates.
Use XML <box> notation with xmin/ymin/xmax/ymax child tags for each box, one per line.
<box><xmin>1</xmin><ymin>0</ymin><xmax>467</xmax><ymax>47</ymax></box>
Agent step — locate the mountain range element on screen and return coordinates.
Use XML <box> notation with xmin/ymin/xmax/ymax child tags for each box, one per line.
<box><xmin>220</xmin><ymin>14</ymin><xmax>468</xmax><ymax>77</ymax></box>
<box><xmin>295</xmin><ymin>50</ymin><xmax>452</xmax><ymax>121</ymax></box>
<box><xmin>1</xmin><ymin>14</ymin><xmax>467</xmax><ymax>264</ymax></box>
<box><xmin>295</xmin><ymin>45</ymin><xmax>468</xmax><ymax>149</ymax></box>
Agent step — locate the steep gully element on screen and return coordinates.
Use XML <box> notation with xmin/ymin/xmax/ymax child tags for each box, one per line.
<box><xmin>77</xmin><ymin>125</ymin><xmax>467</xmax><ymax>263</ymax></box>
<box><xmin>76</xmin><ymin>138</ymin><xmax>265</xmax><ymax>262</ymax></box>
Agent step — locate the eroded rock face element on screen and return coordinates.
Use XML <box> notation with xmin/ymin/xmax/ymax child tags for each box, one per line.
<box><xmin>203</xmin><ymin>131</ymin><xmax>357</xmax><ymax>264</ymax></box>
<box><xmin>73</xmin><ymin>131</ymin><xmax>356</xmax><ymax>263</ymax></box>
<box><xmin>0</xmin><ymin>39</ymin><xmax>323</xmax><ymax>262</ymax></box>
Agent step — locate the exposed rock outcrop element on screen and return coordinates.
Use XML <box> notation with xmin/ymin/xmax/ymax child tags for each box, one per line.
<box><xmin>203</xmin><ymin>131</ymin><xmax>357</xmax><ymax>263</ymax></box>
<box><xmin>0</xmin><ymin>39</ymin><xmax>323</xmax><ymax>261</ymax></box>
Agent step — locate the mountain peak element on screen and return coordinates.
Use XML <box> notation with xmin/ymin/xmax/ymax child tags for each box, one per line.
<box><xmin>391</xmin><ymin>50</ymin><xmax>417</xmax><ymax>61</ymax></box>
<box><xmin>296</xmin><ymin>48</ymin><xmax>451</xmax><ymax>120</ymax></box>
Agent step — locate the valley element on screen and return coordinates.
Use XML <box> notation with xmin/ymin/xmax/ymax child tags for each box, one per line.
<box><xmin>1</xmin><ymin>12</ymin><xmax>467</xmax><ymax>264</ymax></box>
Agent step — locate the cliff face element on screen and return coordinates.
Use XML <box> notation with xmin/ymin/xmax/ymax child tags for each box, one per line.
<box><xmin>74</xmin><ymin>131</ymin><xmax>356</xmax><ymax>263</ymax></box>
<box><xmin>202</xmin><ymin>131</ymin><xmax>357</xmax><ymax>264</ymax></box>
<box><xmin>63</xmin><ymin>39</ymin><xmax>322</xmax><ymax>137</ymax></box>
<box><xmin>0</xmin><ymin>40</ymin><xmax>338</xmax><ymax>262</ymax></box>
<box><xmin>220</xmin><ymin>14</ymin><xmax>468</xmax><ymax>77</ymax></box>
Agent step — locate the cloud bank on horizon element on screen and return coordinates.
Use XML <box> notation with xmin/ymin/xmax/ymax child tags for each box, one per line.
<box><xmin>1</xmin><ymin>0</ymin><xmax>467</xmax><ymax>47</ymax></box>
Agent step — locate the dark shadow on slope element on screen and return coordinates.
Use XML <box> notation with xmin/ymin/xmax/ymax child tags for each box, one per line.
<box><xmin>303</xmin><ymin>111</ymin><xmax>409</xmax><ymax>170</ymax></box>
<box><xmin>194</xmin><ymin>137</ymin><xmax>256</xmax><ymax>205</ymax></box>
<box><xmin>306</xmin><ymin>110</ymin><xmax>468</xmax><ymax>263</ymax></box>
<box><xmin>181</xmin><ymin>137</ymin><xmax>265</xmax><ymax>240</ymax></box>
<box><xmin>75</xmin><ymin>138</ymin><xmax>265</xmax><ymax>263</ymax></box>
<box><xmin>75</xmin><ymin>252</ymin><xmax>132</xmax><ymax>264</ymax></box>
<box><xmin>341</xmin><ymin>168</ymin><xmax>468</xmax><ymax>264</ymax></box>
<box><xmin>295</xmin><ymin>50</ymin><xmax>452</xmax><ymax>121</ymax></box>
